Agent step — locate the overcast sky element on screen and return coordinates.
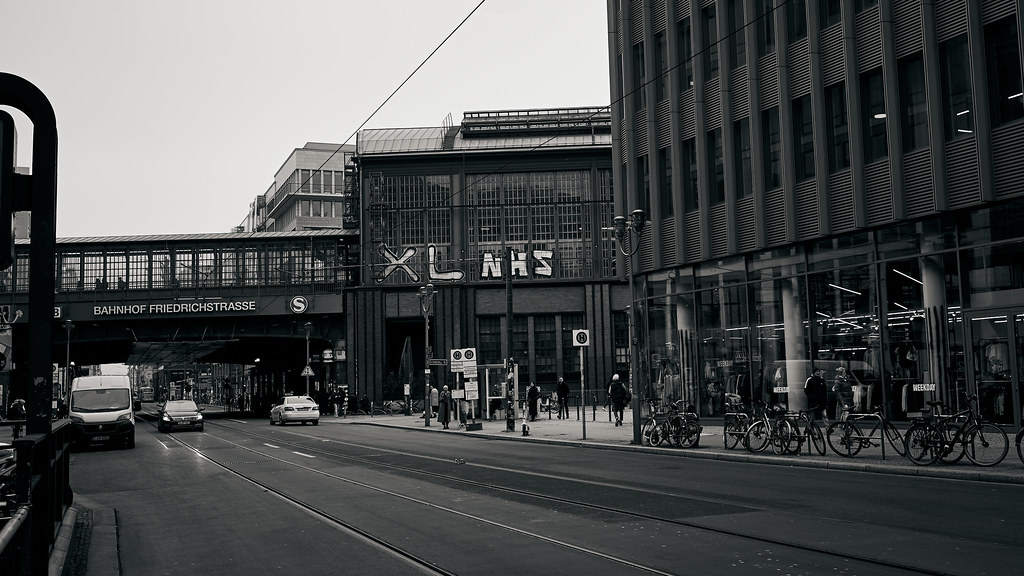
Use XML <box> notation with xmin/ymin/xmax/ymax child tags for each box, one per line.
<box><xmin>2</xmin><ymin>1</ymin><xmax>611</xmax><ymax>238</ymax></box>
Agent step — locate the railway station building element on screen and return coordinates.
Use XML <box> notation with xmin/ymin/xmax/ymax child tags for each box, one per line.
<box><xmin>608</xmin><ymin>0</ymin><xmax>1024</xmax><ymax>426</ymax></box>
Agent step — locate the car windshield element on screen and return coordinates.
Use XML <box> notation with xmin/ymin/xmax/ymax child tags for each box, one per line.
<box><xmin>164</xmin><ymin>400</ymin><xmax>199</xmax><ymax>412</ymax></box>
<box><xmin>71</xmin><ymin>389</ymin><xmax>131</xmax><ymax>412</ymax></box>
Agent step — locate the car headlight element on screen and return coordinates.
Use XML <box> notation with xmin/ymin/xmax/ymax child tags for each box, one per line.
<box><xmin>70</xmin><ymin>415</ymin><xmax>84</xmax><ymax>423</ymax></box>
<box><xmin>161</xmin><ymin>414</ymin><xmax>171</xmax><ymax>421</ymax></box>
<box><xmin>195</xmin><ymin>413</ymin><xmax>203</xmax><ymax>420</ymax></box>
<box><xmin>116</xmin><ymin>413</ymin><xmax>132</xmax><ymax>422</ymax></box>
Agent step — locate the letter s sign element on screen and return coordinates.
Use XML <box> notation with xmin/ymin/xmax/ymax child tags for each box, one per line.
<box><xmin>289</xmin><ymin>296</ymin><xmax>308</xmax><ymax>314</ymax></box>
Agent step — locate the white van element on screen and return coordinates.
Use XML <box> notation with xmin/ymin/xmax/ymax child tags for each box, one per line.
<box><xmin>68</xmin><ymin>375</ymin><xmax>135</xmax><ymax>449</ymax></box>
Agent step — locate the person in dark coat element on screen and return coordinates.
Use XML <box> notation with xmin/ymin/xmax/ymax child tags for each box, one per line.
<box><xmin>438</xmin><ymin>386</ymin><xmax>452</xmax><ymax>429</ymax></box>
<box><xmin>608</xmin><ymin>374</ymin><xmax>629</xmax><ymax>426</ymax></box>
<box><xmin>803</xmin><ymin>367</ymin><xmax>828</xmax><ymax>424</ymax></box>
<box><xmin>526</xmin><ymin>382</ymin><xmax>540</xmax><ymax>421</ymax></box>
<box><xmin>556</xmin><ymin>377</ymin><xmax>571</xmax><ymax>419</ymax></box>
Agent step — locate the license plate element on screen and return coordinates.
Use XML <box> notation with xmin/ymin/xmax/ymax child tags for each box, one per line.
<box><xmin>94</xmin><ymin>435</ymin><xmax>109</xmax><ymax>441</ymax></box>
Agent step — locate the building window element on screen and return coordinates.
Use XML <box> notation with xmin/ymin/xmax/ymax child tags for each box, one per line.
<box><xmin>762</xmin><ymin>106</ymin><xmax>782</xmax><ymax>190</ymax></box>
<box><xmin>899</xmin><ymin>53</ymin><xmax>928</xmax><ymax>152</ymax></box>
<box><xmin>825</xmin><ymin>82</ymin><xmax>850</xmax><ymax>173</ymax></box>
<box><xmin>654</xmin><ymin>31</ymin><xmax>668</xmax><ymax>101</ymax></box>
<box><xmin>479</xmin><ymin>316</ymin><xmax>502</xmax><ymax>365</ymax></box>
<box><xmin>658</xmin><ymin>147</ymin><xmax>673</xmax><ymax>217</ymax></box>
<box><xmin>561</xmin><ymin>314</ymin><xmax>585</xmax><ymax>377</ymax></box>
<box><xmin>756</xmin><ymin>0</ymin><xmax>776</xmax><ymax>57</ymax></box>
<box><xmin>633</xmin><ymin>41</ymin><xmax>647</xmax><ymax>111</ymax></box>
<box><xmin>729</xmin><ymin>0</ymin><xmax>746</xmax><ymax>69</ymax></box>
<box><xmin>677</xmin><ymin>18</ymin><xmax>694</xmax><ymax>89</ymax></box>
<box><xmin>985</xmin><ymin>15</ymin><xmax>1024</xmax><ymax>127</ymax></box>
<box><xmin>682</xmin><ymin>138</ymin><xmax>699</xmax><ymax>211</ymax></box>
<box><xmin>703</xmin><ymin>5</ymin><xmax>719</xmax><ymax>80</ymax></box>
<box><xmin>637</xmin><ymin>155</ymin><xmax>651</xmax><ymax>218</ymax></box>
<box><xmin>940</xmin><ymin>34</ymin><xmax>974</xmax><ymax>140</ymax></box>
<box><xmin>861</xmin><ymin>68</ymin><xmax>888</xmax><ymax>162</ymax></box>
<box><xmin>534</xmin><ymin>315</ymin><xmax>557</xmax><ymax>382</ymax></box>
<box><xmin>733</xmin><ymin>118</ymin><xmax>752</xmax><ymax>198</ymax></box>
<box><xmin>788</xmin><ymin>0</ymin><xmax>806</xmax><ymax>43</ymax></box>
<box><xmin>855</xmin><ymin>0</ymin><xmax>878</xmax><ymax>13</ymax></box>
<box><xmin>707</xmin><ymin>128</ymin><xmax>725</xmax><ymax>205</ymax></box>
<box><xmin>793</xmin><ymin>94</ymin><xmax>815</xmax><ymax>182</ymax></box>
<box><xmin>613</xmin><ymin>312</ymin><xmax>629</xmax><ymax>377</ymax></box>
<box><xmin>821</xmin><ymin>0</ymin><xmax>841</xmax><ymax>29</ymax></box>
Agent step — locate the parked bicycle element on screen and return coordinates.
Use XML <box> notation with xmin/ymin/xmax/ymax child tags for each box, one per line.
<box><xmin>825</xmin><ymin>404</ymin><xmax>906</xmax><ymax>459</ymax></box>
<box><xmin>641</xmin><ymin>400</ymin><xmax>700</xmax><ymax>448</ymax></box>
<box><xmin>744</xmin><ymin>401</ymin><xmax>794</xmax><ymax>455</ymax></box>
<box><xmin>784</xmin><ymin>408</ymin><xmax>826</xmax><ymax>456</ymax></box>
<box><xmin>723</xmin><ymin>400</ymin><xmax>752</xmax><ymax>449</ymax></box>
<box><xmin>904</xmin><ymin>394</ymin><xmax>1008</xmax><ymax>467</ymax></box>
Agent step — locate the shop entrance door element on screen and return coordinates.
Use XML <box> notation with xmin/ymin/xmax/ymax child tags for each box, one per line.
<box><xmin>966</xmin><ymin>311</ymin><xmax>1024</xmax><ymax>426</ymax></box>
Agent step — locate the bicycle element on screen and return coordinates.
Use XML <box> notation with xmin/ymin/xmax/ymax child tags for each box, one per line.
<box><xmin>722</xmin><ymin>400</ymin><xmax>752</xmax><ymax>450</ymax></box>
<box><xmin>640</xmin><ymin>400</ymin><xmax>673</xmax><ymax>446</ymax></box>
<box><xmin>785</xmin><ymin>409</ymin><xmax>826</xmax><ymax>456</ymax></box>
<box><xmin>743</xmin><ymin>401</ymin><xmax>794</xmax><ymax>455</ymax></box>
<box><xmin>904</xmin><ymin>394</ymin><xmax>1009</xmax><ymax>467</ymax></box>
<box><xmin>825</xmin><ymin>404</ymin><xmax>906</xmax><ymax>459</ymax></box>
<box><xmin>669</xmin><ymin>403</ymin><xmax>701</xmax><ymax>448</ymax></box>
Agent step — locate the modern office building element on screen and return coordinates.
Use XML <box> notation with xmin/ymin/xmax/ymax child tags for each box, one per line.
<box><xmin>349</xmin><ymin>107</ymin><xmax>622</xmax><ymax>413</ymax></box>
<box><xmin>608</xmin><ymin>0</ymin><xmax>1024</xmax><ymax>425</ymax></box>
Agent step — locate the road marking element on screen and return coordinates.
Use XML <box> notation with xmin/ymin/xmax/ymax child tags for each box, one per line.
<box><xmin>292</xmin><ymin>451</ymin><xmax>315</xmax><ymax>459</ymax></box>
<box><xmin>264</xmin><ymin>443</ymin><xmax>279</xmax><ymax>449</ymax></box>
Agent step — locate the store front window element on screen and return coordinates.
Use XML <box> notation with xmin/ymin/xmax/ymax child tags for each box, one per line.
<box><xmin>809</xmin><ymin>265</ymin><xmax>879</xmax><ymax>419</ymax></box>
<box><xmin>697</xmin><ymin>285</ymin><xmax>749</xmax><ymax>417</ymax></box>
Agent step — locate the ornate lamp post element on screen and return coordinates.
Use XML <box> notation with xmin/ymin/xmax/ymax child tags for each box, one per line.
<box><xmin>304</xmin><ymin>322</ymin><xmax>312</xmax><ymax>397</ymax></box>
<box><xmin>418</xmin><ymin>283</ymin><xmax>435</xmax><ymax>427</ymax></box>
<box><xmin>611</xmin><ymin>209</ymin><xmax>648</xmax><ymax>444</ymax></box>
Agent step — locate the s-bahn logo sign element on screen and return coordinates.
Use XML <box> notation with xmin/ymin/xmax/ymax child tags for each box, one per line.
<box><xmin>289</xmin><ymin>296</ymin><xmax>309</xmax><ymax>314</ymax></box>
<box><xmin>376</xmin><ymin>243</ymin><xmax>553</xmax><ymax>284</ymax></box>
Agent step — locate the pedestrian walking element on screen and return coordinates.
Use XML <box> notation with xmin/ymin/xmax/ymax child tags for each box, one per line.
<box><xmin>608</xmin><ymin>374</ymin><xmax>629</xmax><ymax>426</ymax></box>
<box><xmin>803</xmin><ymin>367</ymin><xmax>828</xmax><ymax>425</ymax></box>
<box><xmin>556</xmin><ymin>377</ymin><xmax>570</xmax><ymax>419</ymax></box>
<box><xmin>438</xmin><ymin>385</ymin><xmax>452</xmax><ymax>429</ymax></box>
<box><xmin>526</xmin><ymin>382</ymin><xmax>540</xmax><ymax>421</ymax></box>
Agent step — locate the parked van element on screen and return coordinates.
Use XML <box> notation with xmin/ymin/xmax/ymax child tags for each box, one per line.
<box><xmin>69</xmin><ymin>375</ymin><xmax>135</xmax><ymax>449</ymax></box>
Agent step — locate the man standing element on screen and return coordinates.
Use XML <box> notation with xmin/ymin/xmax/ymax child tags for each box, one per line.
<box><xmin>608</xmin><ymin>374</ymin><xmax>629</xmax><ymax>426</ymax></box>
<box><xmin>526</xmin><ymin>382</ymin><xmax>540</xmax><ymax>421</ymax></box>
<box><xmin>804</xmin><ymin>367</ymin><xmax>828</xmax><ymax>424</ymax></box>
<box><xmin>556</xmin><ymin>377</ymin><xmax>570</xmax><ymax>419</ymax></box>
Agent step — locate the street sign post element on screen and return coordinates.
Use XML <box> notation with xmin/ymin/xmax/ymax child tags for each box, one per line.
<box><xmin>573</xmin><ymin>330</ymin><xmax>590</xmax><ymax>439</ymax></box>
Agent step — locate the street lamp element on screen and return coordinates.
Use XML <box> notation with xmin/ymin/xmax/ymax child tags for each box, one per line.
<box><xmin>610</xmin><ymin>209</ymin><xmax>648</xmax><ymax>444</ymax></box>
<box><xmin>64</xmin><ymin>319</ymin><xmax>74</xmax><ymax>404</ymax></box>
<box><xmin>304</xmin><ymin>322</ymin><xmax>312</xmax><ymax>397</ymax></box>
<box><xmin>418</xmin><ymin>283</ymin><xmax>435</xmax><ymax>427</ymax></box>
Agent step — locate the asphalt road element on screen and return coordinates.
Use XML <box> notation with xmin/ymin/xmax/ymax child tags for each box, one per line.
<box><xmin>67</xmin><ymin>414</ymin><xmax>1024</xmax><ymax>575</ymax></box>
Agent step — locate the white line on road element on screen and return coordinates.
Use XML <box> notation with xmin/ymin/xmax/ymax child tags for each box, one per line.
<box><xmin>292</xmin><ymin>451</ymin><xmax>315</xmax><ymax>458</ymax></box>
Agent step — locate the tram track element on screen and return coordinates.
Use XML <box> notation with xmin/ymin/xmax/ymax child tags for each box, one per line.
<box><xmin>152</xmin><ymin>417</ymin><xmax>979</xmax><ymax>576</ymax></box>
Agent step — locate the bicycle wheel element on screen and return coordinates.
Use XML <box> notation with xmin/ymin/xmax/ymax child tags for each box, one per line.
<box><xmin>808</xmin><ymin>422</ymin><xmax>826</xmax><ymax>455</ymax></box>
<box><xmin>964</xmin><ymin>423</ymin><xmax>1009</xmax><ymax>467</ymax></box>
<box><xmin>744</xmin><ymin>421</ymin><xmax>769</xmax><ymax>452</ymax></box>
<box><xmin>904</xmin><ymin>423</ymin><xmax>941</xmax><ymax>466</ymax></box>
<box><xmin>1017</xmin><ymin>429</ymin><xmax>1024</xmax><ymax>465</ymax></box>
<box><xmin>771</xmin><ymin>419</ymin><xmax>795</xmax><ymax>455</ymax></box>
<box><xmin>678</xmin><ymin>419</ymin><xmax>701</xmax><ymax>448</ymax></box>
<box><xmin>826</xmin><ymin>421</ymin><xmax>863</xmax><ymax>457</ymax></box>
<box><xmin>723</xmin><ymin>415</ymin><xmax>745</xmax><ymax>449</ymax></box>
<box><xmin>641</xmin><ymin>419</ymin><xmax>657</xmax><ymax>446</ymax></box>
<box><xmin>882</xmin><ymin>420</ymin><xmax>906</xmax><ymax>457</ymax></box>
<box><xmin>650</xmin><ymin>421</ymin><xmax>668</xmax><ymax>446</ymax></box>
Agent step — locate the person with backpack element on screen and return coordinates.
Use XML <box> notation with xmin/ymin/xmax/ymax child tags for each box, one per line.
<box><xmin>608</xmin><ymin>374</ymin><xmax>630</xmax><ymax>426</ymax></box>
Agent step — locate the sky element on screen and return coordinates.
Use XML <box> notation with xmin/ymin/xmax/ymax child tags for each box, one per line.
<box><xmin>2</xmin><ymin>1</ymin><xmax>611</xmax><ymax>238</ymax></box>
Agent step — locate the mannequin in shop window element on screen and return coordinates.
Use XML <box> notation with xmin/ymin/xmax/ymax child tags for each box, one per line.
<box><xmin>832</xmin><ymin>366</ymin><xmax>859</xmax><ymax>420</ymax></box>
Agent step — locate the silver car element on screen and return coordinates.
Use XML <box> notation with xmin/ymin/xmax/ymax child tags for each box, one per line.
<box><xmin>269</xmin><ymin>395</ymin><xmax>320</xmax><ymax>425</ymax></box>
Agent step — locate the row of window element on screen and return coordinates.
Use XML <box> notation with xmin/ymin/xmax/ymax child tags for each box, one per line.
<box><xmin>636</xmin><ymin>15</ymin><xmax>1024</xmax><ymax>211</ymax></box>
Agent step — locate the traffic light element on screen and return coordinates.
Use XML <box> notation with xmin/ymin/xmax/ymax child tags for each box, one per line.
<box><xmin>0</xmin><ymin>111</ymin><xmax>15</xmax><ymax>270</ymax></box>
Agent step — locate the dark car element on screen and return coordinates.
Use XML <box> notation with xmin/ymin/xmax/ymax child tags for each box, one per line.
<box><xmin>157</xmin><ymin>400</ymin><xmax>204</xmax><ymax>433</ymax></box>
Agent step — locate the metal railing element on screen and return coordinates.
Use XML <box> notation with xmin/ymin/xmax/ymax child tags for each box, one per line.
<box><xmin>0</xmin><ymin>420</ymin><xmax>74</xmax><ymax>575</ymax></box>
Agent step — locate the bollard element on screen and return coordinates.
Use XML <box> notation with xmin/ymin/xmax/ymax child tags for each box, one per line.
<box><xmin>522</xmin><ymin>422</ymin><xmax>530</xmax><ymax>436</ymax></box>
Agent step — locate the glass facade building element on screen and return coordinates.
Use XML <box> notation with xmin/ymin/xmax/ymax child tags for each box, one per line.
<box><xmin>609</xmin><ymin>1</ymin><xmax>1024</xmax><ymax>426</ymax></box>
